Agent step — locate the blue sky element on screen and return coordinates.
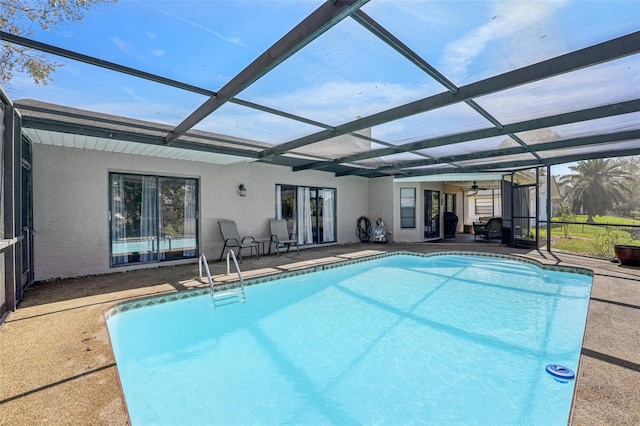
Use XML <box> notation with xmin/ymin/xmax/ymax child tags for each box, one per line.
<box><xmin>5</xmin><ymin>0</ymin><xmax>640</xmax><ymax>153</ymax></box>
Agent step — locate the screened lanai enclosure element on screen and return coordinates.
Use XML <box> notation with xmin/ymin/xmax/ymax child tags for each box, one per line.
<box><xmin>3</xmin><ymin>0</ymin><xmax>638</xmax><ymax>174</ymax></box>
<box><xmin>1</xmin><ymin>1</ymin><xmax>640</xmax><ymax>313</ymax></box>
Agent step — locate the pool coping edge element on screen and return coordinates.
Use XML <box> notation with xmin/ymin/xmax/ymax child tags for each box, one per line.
<box><xmin>104</xmin><ymin>250</ymin><xmax>592</xmax><ymax>320</ymax></box>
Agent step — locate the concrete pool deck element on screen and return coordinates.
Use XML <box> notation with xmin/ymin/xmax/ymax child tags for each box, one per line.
<box><xmin>1</xmin><ymin>242</ymin><xmax>638</xmax><ymax>425</ymax></box>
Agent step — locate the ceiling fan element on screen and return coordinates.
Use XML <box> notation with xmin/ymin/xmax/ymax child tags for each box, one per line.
<box><xmin>466</xmin><ymin>181</ymin><xmax>488</xmax><ymax>196</ymax></box>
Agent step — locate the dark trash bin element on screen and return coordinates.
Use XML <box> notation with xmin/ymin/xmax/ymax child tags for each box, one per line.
<box><xmin>444</xmin><ymin>212</ymin><xmax>458</xmax><ymax>238</ymax></box>
<box><xmin>501</xmin><ymin>228</ymin><xmax>512</xmax><ymax>245</ymax></box>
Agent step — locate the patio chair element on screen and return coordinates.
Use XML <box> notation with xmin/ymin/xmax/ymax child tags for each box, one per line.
<box><xmin>474</xmin><ymin>217</ymin><xmax>502</xmax><ymax>240</ymax></box>
<box><xmin>218</xmin><ymin>220</ymin><xmax>259</xmax><ymax>263</ymax></box>
<box><xmin>269</xmin><ymin>219</ymin><xmax>299</xmax><ymax>256</ymax></box>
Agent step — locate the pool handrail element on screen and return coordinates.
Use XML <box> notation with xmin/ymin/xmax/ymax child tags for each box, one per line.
<box><xmin>199</xmin><ymin>252</ymin><xmax>246</xmax><ymax>308</ymax></box>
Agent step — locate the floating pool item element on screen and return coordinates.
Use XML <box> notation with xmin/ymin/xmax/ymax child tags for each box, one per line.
<box><xmin>545</xmin><ymin>364</ymin><xmax>575</xmax><ymax>380</ymax></box>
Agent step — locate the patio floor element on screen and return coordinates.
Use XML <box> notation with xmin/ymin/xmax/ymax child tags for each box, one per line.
<box><xmin>1</xmin><ymin>241</ymin><xmax>638</xmax><ymax>425</ymax></box>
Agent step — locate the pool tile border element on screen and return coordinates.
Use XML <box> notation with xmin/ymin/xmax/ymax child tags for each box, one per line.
<box><xmin>104</xmin><ymin>250</ymin><xmax>592</xmax><ymax>319</ymax></box>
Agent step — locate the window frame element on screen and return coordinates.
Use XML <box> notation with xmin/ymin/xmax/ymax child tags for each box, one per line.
<box><xmin>444</xmin><ymin>193</ymin><xmax>456</xmax><ymax>213</ymax></box>
<box><xmin>275</xmin><ymin>184</ymin><xmax>337</xmax><ymax>245</ymax></box>
<box><xmin>109</xmin><ymin>172</ymin><xmax>199</xmax><ymax>267</ymax></box>
<box><xmin>474</xmin><ymin>195</ymin><xmax>494</xmax><ymax>216</ymax></box>
<box><xmin>400</xmin><ymin>187</ymin><xmax>416</xmax><ymax>229</ymax></box>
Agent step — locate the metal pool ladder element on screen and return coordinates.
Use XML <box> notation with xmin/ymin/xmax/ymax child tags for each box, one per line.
<box><xmin>199</xmin><ymin>251</ymin><xmax>246</xmax><ymax>308</ymax></box>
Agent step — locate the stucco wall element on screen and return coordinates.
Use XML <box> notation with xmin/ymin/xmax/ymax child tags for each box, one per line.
<box><xmin>32</xmin><ymin>144</ymin><xmax>368</xmax><ymax>281</ymax></box>
<box><xmin>392</xmin><ymin>181</ymin><xmax>446</xmax><ymax>243</ymax></box>
<box><xmin>367</xmin><ymin>177</ymin><xmax>394</xmax><ymax>240</ymax></box>
<box><xmin>393</xmin><ymin>182</ymin><xmax>420</xmax><ymax>242</ymax></box>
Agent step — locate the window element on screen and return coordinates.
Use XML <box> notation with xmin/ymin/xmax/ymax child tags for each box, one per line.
<box><xmin>109</xmin><ymin>173</ymin><xmax>198</xmax><ymax>266</ymax></box>
<box><xmin>400</xmin><ymin>188</ymin><xmax>416</xmax><ymax>228</ymax></box>
<box><xmin>276</xmin><ymin>184</ymin><xmax>336</xmax><ymax>245</ymax></box>
<box><xmin>475</xmin><ymin>196</ymin><xmax>494</xmax><ymax>216</ymax></box>
<box><xmin>445</xmin><ymin>193</ymin><xmax>456</xmax><ymax>213</ymax></box>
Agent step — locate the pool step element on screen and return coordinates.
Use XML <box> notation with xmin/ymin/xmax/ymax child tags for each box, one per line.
<box><xmin>212</xmin><ymin>289</ymin><xmax>246</xmax><ymax>302</ymax></box>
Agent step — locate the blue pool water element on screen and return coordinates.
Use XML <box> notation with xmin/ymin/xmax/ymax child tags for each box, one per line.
<box><xmin>107</xmin><ymin>254</ymin><xmax>592</xmax><ymax>425</ymax></box>
<box><xmin>111</xmin><ymin>237</ymin><xmax>196</xmax><ymax>255</ymax></box>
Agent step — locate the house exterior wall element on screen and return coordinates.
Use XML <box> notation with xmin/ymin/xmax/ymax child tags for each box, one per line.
<box><xmin>367</xmin><ymin>177</ymin><xmax>394</xmax><ymax>240</ymax></box>
<box><xmin>393</xmin><ymin>182</ymin><xmax>419</xmax><ymax>242</ymax></box>
<box><xmin>391</xmin><ymin>181</ymin><xmax>446</xmax><ymax>243</ymax></box>
<box><xmin>32</xmin><ymin>144</ymin><xmax>368</xmax><ymax>281</ymax></box>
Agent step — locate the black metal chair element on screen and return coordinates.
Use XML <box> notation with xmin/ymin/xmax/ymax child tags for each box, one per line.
<box><xmin>474</xmin><ymin>217</ymin><xmax>502</xmax><ymax>240</ymax></box>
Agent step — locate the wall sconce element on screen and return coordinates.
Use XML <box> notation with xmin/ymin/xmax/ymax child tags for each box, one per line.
<box><xmin>238</xmin><ymin>183</ymin><xmax>246</xmax><ymax>197</ymax></box>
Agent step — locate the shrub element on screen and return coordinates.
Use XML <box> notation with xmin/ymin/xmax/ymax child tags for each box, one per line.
<box><xmin>593</xmin><ymin>226</ymin><xmax>619</xmax><ymax>257</ymax></box>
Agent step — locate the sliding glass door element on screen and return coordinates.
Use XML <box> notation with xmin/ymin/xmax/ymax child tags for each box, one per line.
<box><xmin>110</xmin><ymin>173</ymin><xmax>198</xmax><ymax>266</ymax></box>
<box><xmin>160</xmin><ymin>176</ymin><xmax>198</xmax><ymax>260</ymax></box>
<box><xmin>424</xmin><ymin>189</ymin><xmax>440</xmax><ymax>239</ymax></box>
<box><xmin>276</xmin><ymin>184</ymin><xmax>336</xmax><ymax>245</ymax></box>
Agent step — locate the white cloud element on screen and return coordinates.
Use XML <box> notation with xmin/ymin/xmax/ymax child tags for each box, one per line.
<box><xmin>110</xmin><ymin>35</ymin><xmax>164</xmax><ymax>61</ymax></box>
<box><xmin>213</xmin><ymin>32</ymin><xmax>249</xmax><ymax>49</ymax></box>
<box><xmin>475</xmin><ymin>56</ymin><xmax>640</xmax><ymax>124</ymax></box>
<box><xmin>109</xmin><ymin>36</ymin><xmax>133</xmax><ymax>55</ymax></box>
<box><xmin>157</xmin><ymin>7</ymin><xmax>255</xmax><ymax>51</ymax></box>
<box><xmin>122</xmin><ymin>87</ymin><xmax>146</xmax><ymax>103</ymax></box>
<box><xmin>441</xmin><ymin>0</ymin><xmax>569</xmax><ymax>82</ymax></box>
<box><xmin>252</xmin><ymin>79</ymin><xmax>423</xmax><ymax>125</ymax></box>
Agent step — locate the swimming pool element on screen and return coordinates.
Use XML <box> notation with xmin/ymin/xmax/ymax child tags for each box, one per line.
<box><xmin>106</xmin><ymin>253</ymin><xmax>592</xmax><ymax>425</ymax></box>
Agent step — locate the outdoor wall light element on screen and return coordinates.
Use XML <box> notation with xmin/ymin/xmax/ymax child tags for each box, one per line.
<box><xmin>238</xmin><ymin>183</ymin><xmax>247</xmax><ymax>197</ymax></box>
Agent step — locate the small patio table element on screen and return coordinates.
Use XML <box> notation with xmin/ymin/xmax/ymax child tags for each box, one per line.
<box><xmin>254</xmin><ymin>238</ymin><xmax>272</xmax><ymax>256</ymax></box>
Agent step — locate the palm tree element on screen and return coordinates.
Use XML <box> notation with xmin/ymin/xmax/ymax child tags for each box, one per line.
<box><xmin>559</xmin><ymin>159</ymin><xmax>633</xmax><ymax>222</ymax></box>
<box><xmin>615</xmin><ymin>156</ymin><xmax>640</xmax><ymax>217</ymax></box>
